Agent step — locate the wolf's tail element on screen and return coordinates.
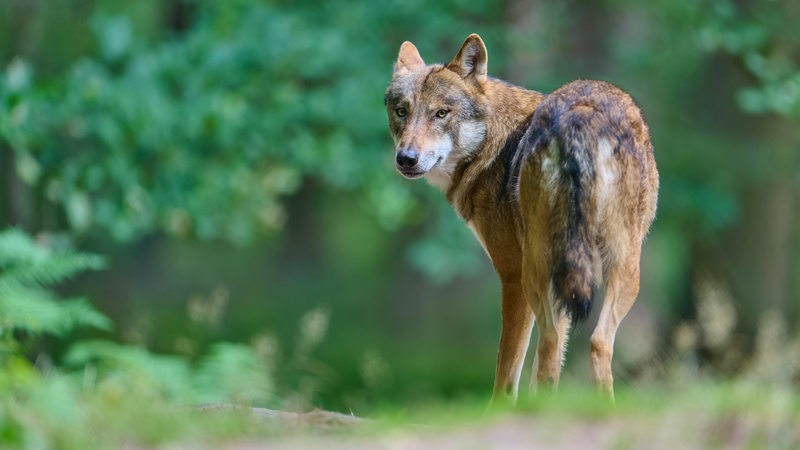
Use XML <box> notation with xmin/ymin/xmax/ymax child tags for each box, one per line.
<box><xmin>551</xmin><ymin>107</ymin><xmax>600</xmax><ymax>324</ymax></box>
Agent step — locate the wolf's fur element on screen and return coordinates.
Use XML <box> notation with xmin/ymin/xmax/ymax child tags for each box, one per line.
<box><xmin>385</xmin><ymin>34</ymin><xmax>659</xmax><ymax>401</ymax></box>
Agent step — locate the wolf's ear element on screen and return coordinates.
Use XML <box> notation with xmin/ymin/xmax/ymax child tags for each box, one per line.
<box><xmin>446</xmin><ymin>34</ymin><xmax>488</xmax><ymax>83</ymax></box>
<box><xmin>394</xmin><ymin>41</ymin><xmax>425</xmax><ymax>75</ymax></box>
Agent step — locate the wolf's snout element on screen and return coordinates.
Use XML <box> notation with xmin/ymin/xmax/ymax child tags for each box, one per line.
<box><xmin>396</xmin><ymin>148</ymin><xmax>419</xmax><ymax>169</ymax></box>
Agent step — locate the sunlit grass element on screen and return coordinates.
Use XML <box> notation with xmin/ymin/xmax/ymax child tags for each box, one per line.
<box><xmin>3</xmin><ymin>361</ymin><xmax>799</xmax><ymax>449</ymax></box>
<box><xmin>371</xmin><ymin>382</ymin><xmax>798</xmax><ymax>449</ymax></box>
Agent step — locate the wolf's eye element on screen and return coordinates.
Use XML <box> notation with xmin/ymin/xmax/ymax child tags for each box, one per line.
<box><xmin>395</xmin><ymin>107</ymin><xmax>407</xmax><ymax>117</ymax></box>
<box><xmin>435</xmin><ymin>109</ymin><xmax>449</xmax><ymax>118</ymax></box>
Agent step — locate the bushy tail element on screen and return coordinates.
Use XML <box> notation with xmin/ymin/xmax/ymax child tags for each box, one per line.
<box><xmin>551</xmin><ymin>110</ymin><xmax>599</xmax><ymax>324</ymax></box>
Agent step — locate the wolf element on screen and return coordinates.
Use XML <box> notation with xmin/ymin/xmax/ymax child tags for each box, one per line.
<box><xmin>384</xmin><ymin>33</ymin><xmax>659</xmax><ymax>402</ymax></box>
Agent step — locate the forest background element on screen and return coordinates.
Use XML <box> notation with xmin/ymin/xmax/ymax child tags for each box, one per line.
<box><xmin>0</xmin><ymin>0</ymin><xmax>798</xmax><ymax>445</ymax></box>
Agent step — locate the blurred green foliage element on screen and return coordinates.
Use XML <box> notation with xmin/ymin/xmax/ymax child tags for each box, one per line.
<box><xmin>700</xmin><ymin>0</ymin><xmax>800</xmax><ymax>119</ymax></box>
<box><xmin>0</xmin><ymin>229</ymin><xmax>109</xmax><ymax>356</ymax></box>
<box><xmin>0</xmin><ymin>0</ymin><xmax>497</xmax><ymax>286</ymax></box>
<box><xmin>0</xmin><ymin>0</ymin><xmax>799</xmax><ymax>439</ymax></box>
<box><xmin>0</xmin><ymin>0</ymin><xmax>500</xmax><ymax>251</ymax></box>
<box><xmin>0</xmin><ymin>228</ymin><xmax>280</xmax><ymax>447</ymax></box>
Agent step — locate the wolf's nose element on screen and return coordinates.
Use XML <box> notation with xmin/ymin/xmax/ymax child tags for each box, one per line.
<box><xmin>396</xmin><ymin>149</ymin><xmax>419</xmax><ymax>169</ymax></box>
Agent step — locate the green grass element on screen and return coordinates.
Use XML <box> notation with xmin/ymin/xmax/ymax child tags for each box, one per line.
<box><xmin>353</xmin><ymin>381</ymin><xmax>799</xmax><ymax>449</ymax></box>
<box><xmin>3</xmin><ymin>372</ymin><xmax>799</xmax><ymax>449</ymax></box>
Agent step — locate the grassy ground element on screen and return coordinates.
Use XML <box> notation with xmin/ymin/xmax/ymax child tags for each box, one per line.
<box><xmin>351</xmin><ymin>382</ymin><xmax>799</xmax><ymax>450</ymax></box>
<box><xmin>9</xmin><ymin>380</ymin><xmax>794</xmax><ymax>449</ymax></box>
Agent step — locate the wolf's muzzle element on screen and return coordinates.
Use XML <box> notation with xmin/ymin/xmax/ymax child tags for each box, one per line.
<box><xmin>395</xmin><ymin>148</ymin><xmax>419</xmax><ymax>170</ymax></box>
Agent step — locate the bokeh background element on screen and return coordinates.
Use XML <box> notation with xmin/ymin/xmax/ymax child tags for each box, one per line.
<box><xmin>1</xmin><ymin>0</ymin><xmax>798</xmax><ymax>413</ymax></box>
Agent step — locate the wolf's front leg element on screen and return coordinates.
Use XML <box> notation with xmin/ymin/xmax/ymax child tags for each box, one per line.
<box><xmin>491</xmin><ymin>280</ymin><xmax>534</xmax><ymax>405</ymax></box>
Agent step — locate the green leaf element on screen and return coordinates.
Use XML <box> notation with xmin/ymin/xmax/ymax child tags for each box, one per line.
<box><xmin>0</xmin><ymin>288</ymin><xmax>111</xmax><ymax>337</ymax></box>
<box><xmin>0</xmin><ymin>228</ymin><xmax>109</xmax><ymax>337</ymax></box>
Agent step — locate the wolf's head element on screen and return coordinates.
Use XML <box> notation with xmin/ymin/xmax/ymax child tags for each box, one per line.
<box><xmin>385</xmin><ymin>34</ymin><xmax>489</xmax><ymax>191</ymax></box>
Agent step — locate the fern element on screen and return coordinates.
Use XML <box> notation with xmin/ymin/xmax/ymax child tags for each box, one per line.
<box><xmin>0</xmin><ymin>228</ymin><xmax>106</xmax><ymax>288</ymax></box>
<box><xmin>65</xmin><ymin>340</ymin><xmax>274</xmax><ymax>405</ymax></box>
<box><xmin>0</xmin><ymin>228</ymin><xmax>110</xmax><ymax>341</ymax></box>
<box><xmin>65</xmin><ymin>340</ymin><xmax>194</xmax><ymax>400</ymax></box>
<box><xmin>193</xmin><ymin>342</ymin><xmax>274</xmax><ymax>405</ymax></box>
<box><xmin>0</xmin><ymin>289</ymin><xmax>112</xmax><ymax>337</ymax></box>
<box><xmin>0</xmin><ymin>229</ymin><xmax>279</xmax><ymax>448</ymax></box>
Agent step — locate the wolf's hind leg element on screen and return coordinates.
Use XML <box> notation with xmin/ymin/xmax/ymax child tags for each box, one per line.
<box><xmin>491</xmin><ymin>280</ymin><xmax>534</xmax><ymax>404</ymax></box>
<box><xmin>530</xmin><ymin>306</ymin><xmax>571</xmax><ymax>392</ymax></box>
<box><xmin>589</xmin><ymin>246</ymin><xmax>641</xmax><ymax>400</ymax></box>
<box><xmin>522</xmin><ymin>266</ymin><xmax>571</xmax><ymax>392</ymax></box>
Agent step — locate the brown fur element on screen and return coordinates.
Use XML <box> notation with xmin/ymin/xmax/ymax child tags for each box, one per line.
<box><xmin>385</xmin><ymin>34</ymin><xmax>659</xmax><ymax>402</ymax></box>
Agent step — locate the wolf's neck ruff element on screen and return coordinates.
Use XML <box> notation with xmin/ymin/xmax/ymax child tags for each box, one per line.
<box><xmin>444</xmin><ymin>78</ymin><xmax>544</xmax><ymax>219</ymax></box>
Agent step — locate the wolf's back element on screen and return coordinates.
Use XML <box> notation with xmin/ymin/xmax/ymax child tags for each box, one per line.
<box><xmin>516</xmin><ymin>80</ymin><xmax>644</xmax><ymax>323</ymax></box>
